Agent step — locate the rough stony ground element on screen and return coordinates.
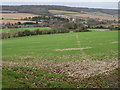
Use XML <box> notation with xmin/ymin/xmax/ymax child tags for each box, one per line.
<box><xmin>2</xmin><ymin>59</ymin><xmax>118</xmax><ymax>79</ymax></box>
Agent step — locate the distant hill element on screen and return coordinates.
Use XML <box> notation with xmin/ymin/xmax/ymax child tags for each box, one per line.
<box><xmin>2</xmin><ymin>5</ymin><xmax>118</xmax><ymax>16</ymax></box>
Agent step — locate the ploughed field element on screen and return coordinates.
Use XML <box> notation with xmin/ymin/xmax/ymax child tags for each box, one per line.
<box><xmin>53</xmin><ymin>10</ymin><xmax>118</xmax><ymax>21</ymax></box>
<box><xmin>2</xmin><ymin>13</ymin><xmax>39</xmax><ymax>19</ymax></box>
<box><xmin>1</xmin><ymin>12</ymin><xmax>39</xmax><ymax>24</ymax></box>
<box><xmin>2</xmin><ymin>31</ymin><xmax>119</xmax><ymax>88</ymax></box>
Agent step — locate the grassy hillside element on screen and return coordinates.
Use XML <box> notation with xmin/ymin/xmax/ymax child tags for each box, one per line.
<box><xmin>2</xmin><ymin>5</ymin><xmax>118</xmax><ymax>15</ymax></box>
<box><xmin>2</xmin><ymin>30</ymin><xmax>119</xmax><ymax>88</ymax></box>
<box><xmin>3</xmin><ymin>31</ymin><xmax>118</xmax><ymax>62</ymax></box>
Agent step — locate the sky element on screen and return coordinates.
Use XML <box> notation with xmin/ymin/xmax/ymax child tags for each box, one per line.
<box><xmin>1</xmin><ymin>0</ymin><xmax>120</xmax><ymax>2</ymax></box>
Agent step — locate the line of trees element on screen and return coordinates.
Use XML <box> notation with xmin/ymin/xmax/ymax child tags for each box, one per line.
<box><xmin>92</xmin><ymin>25</ymin><xmax>120</xmax><ymax>30</ymax></box>
<box><xmin>23</xmin><ymin>16</ymin><xmax>69</xmax><ymax>22</ymax></box>
<box><xmin>53</xmin><ymin>21</ymin><xmax>90</xmax><ymax>32</ymax></box>
<box><xmin>1</xmin><ymin>29</ymin><xmax>69</xmax><ymax>39</ymax></box>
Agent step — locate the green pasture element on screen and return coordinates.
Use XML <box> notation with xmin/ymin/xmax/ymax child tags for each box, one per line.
<box><xmin>1</xmin><ymin>27</ymin><xmax>51</xmax><ymax>32</ymax></box>
<box><xmin>2</xmin><ymin>31</ymin><xmax>118</xmax><ymax>62</ymax></box>
<box><xmin>2</xmin><ymin>31</ymin><xmax>118</xmax><ymax>88</ymax></box>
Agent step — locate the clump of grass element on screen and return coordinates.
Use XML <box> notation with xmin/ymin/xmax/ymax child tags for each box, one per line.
<box><xmin>46</xmin><ymin>81</ymin><xmax>75</xmax><ymax>88</ymax></box>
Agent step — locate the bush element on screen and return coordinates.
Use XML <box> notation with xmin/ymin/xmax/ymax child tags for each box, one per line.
<box><xmin>108</xmin><ymin>25</ymin><xmax>119</xmax><ymax>31</ymax></box>
<box><xmin>23</xmin><ymin>22</ymin><xmax>36</xmax><ymax>25</ymax></box>
<box><xmin>2</xmin><ymin>32</ymin><xmax>11</xmax><ymax>39</ymax></box>
<box><xmin>73</xmin><ymin>27</ymin><xmax>90</xmax><ymax>32</ymax></box>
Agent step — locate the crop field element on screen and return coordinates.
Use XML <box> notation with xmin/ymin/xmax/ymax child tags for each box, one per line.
<box><xmin>1</xmin><ymin>27</ymin><xmax>51</xmax><ymax>32</ymax></box>
<box><xmin>55</xmin><ymin>12</ymin><xmax>118</xmax><ymax>21</ymax></box>
<box><xmin>49</xmin><ymin>10</ymin><xmax>78</xmax><ymax>14</ymax></box>
<box><xmin>1</xmin><ymin>13</ymin><xmax>39</xmax><ymax>24</ymax></box>
<box><xmin>2</xmin><ymin>30</ymin><xmax>119</xmax><ymax>88</ymax></box>
<box><xmin>0</xmin><ymin>20</ymin><xmax>39</xmax><ymax>24</ymax></box>
<box><xmin>2</xmin><ymin>13</ymin><xmax>39</xmax><ymax>19</ymax></box>
<box><xmin>0</xmin><ymin>10</ymin><xmax>18</xmax><ymax>14</ymax></box>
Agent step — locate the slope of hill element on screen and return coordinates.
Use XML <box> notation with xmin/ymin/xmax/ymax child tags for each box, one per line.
<box><xmin>2</xmin><ymin>5</ymin><xmax>118</xmax><ymax>16</ymax></box>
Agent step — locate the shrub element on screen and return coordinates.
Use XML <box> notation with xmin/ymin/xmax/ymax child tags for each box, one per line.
<box><xmin>73</xmin><ymin>27</ymin><xmax>90</xmax><ymax>32</ymax></box>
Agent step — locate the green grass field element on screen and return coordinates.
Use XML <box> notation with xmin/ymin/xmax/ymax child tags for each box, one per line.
<box><xmin>3</xmin><ymin>31</ymin><xmax>118</xmax><ymax>62</ymax></box>
<box><xmin>2</xmin><ymin>30</ymin><xmax>119</xmax><ymax>88</ymax></box>
<box><xmin>1</xmin><ymin>27</ymin><xmax>51</xmax><ymax>32</ymax></box>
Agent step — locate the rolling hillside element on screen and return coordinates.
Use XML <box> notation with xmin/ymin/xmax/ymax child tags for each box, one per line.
<box><xmin>2</xmin><ymin>5</ymin><xmax>118</xmax><ymax>15</ymax></box>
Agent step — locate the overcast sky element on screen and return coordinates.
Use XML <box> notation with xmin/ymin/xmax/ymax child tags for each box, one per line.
<box><xmin>1</xmin><ymin>0</ymin><xmax>119</xmax><ymax>2</ymax></box>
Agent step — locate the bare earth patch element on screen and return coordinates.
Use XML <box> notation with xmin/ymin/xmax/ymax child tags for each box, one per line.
<box><xmin>55</xmin><ymin>47</ymin><xmax>92</xmax><ymax>51</ymax></box>
<box><xmin>112</xmin><ymin>41</ymin><xmax>119</xmax><ymax>44</ymax></box>
<box><xmin>2</xmin><ymin>60</ymin><xmax>118</xmax><ymax>79</ymax></box>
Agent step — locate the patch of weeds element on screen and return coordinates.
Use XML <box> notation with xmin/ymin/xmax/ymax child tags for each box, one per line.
<box><xmin>46</xmin><ymin>81</ymin><xmax>76</xmax><ymax>88</ymax></box>
<box><xmin>104</xmin><ymin>68</ymin><xmax>119</xmax><ymax>88</ymax></box>
<box><xmin>77</xmin><ymin>68</ymin><xmax>119</xmax><ymax>88</ymax></box>
<box><xmin>78</xmin><ymin>74</ymin><xmax>109</xmax><ymax>88</ymax></box>
<box><xmin>2</xmin><ymin>69</ymin><xmax>37</xmax><ymax>88</ymax></box>
<box><xmin>44</xmin><ymin>73</ymin><xmax>63</xmax><ymax>78</ymax></box>
<box><xmin>12</xmin><ymin>66</ymin><xmax>34</xmax><ymax>73</ymax></box>
<box><xmin>2</xmin><ymin>66</ymin><xmax>76</xmax><ymax>88</ymax></box>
